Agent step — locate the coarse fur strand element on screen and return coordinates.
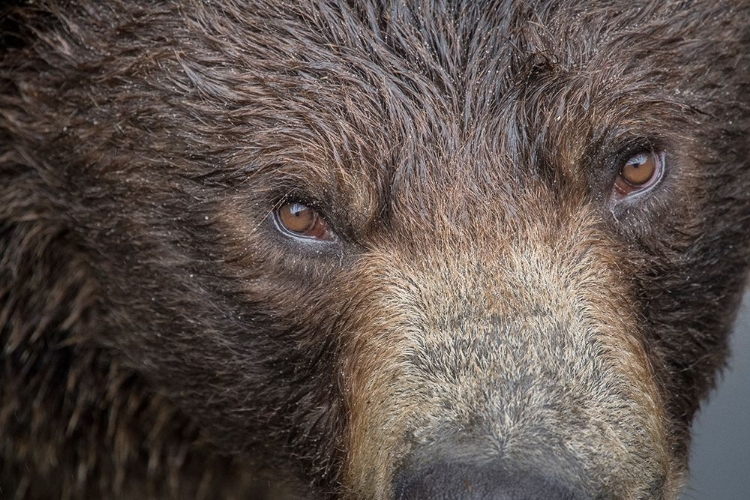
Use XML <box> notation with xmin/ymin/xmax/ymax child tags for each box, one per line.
<box><xmin>1</xmin><ymin>0</ymin><xmax>749</xmax><ymax>499</ymax></box>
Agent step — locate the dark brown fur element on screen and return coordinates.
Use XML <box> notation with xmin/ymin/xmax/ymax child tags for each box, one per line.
<box><xmin>1</xmin><ymin>1</ymin><xmax>749</xmax><ymax>498</ymax></box>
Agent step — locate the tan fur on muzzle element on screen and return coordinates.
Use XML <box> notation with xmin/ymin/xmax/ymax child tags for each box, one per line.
<box><xmin>337</xmin><ymin>188</ymin><xmax>680</xmax><ymax>499</ymax></box>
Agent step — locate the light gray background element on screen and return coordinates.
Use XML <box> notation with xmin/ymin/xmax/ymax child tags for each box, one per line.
<box><xmin>683</xmin><ymin>291</ymin><xmax>750</xmax><ymax>499</ymax></box>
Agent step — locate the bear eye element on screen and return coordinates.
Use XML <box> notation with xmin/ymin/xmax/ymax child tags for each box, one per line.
<box><xmin>275</xmin><ymin>202</ymin><xmax>333</xmax><ymax>240</ymax></box>
<box><xmin>613</xmin><ymin>151</ymin><xmax>664</xmax><ymax>197</ymax></box>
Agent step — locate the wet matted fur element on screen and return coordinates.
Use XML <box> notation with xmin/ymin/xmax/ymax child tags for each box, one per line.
<box><xmin>1</xmin><ymin>1</ymin><xmax>749</xmax><ymax>499</ymax></box>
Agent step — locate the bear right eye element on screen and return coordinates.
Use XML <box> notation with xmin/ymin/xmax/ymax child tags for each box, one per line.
<box><xmin>612</xmin><ymin>151</ymin><xmax>664</xmax><ymax>199</ymax></box>
<box><xmin>274</xmin><ymin>202</ymin><xmax>334</xmax><ymax>240</ymax></box>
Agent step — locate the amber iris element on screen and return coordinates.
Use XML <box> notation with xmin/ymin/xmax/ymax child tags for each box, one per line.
<box><xmin>276</xmin><ymin>202</ymin><xmax>331</xmax><ymax>239</ymax></box>
<box><xmin>614</xmin><ymin>152</ymin><xmax>662</xmax><ymax>196</ymax></box>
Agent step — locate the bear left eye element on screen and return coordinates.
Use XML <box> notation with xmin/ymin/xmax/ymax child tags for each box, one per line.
<box><xmin>613</xmin><ymin>151</ymin><xmax>664</xmax><ymax>198</ymax></box>
<box><xmin>275</xmin><ymin>202</ymin><xmax>333</xmax><ymax>240</ymax></box>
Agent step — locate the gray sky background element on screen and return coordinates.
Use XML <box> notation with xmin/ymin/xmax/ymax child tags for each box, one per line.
<box><xmin>683</xmin><ymin>291</ymin><xmax>750</xmax><ymax>500</ymax></box>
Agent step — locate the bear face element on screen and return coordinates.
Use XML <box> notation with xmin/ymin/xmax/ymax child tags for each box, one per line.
<box><xmin>1</xmin><ymin>1</ymin><xmax>749</xmax><ymax>499</ymax></box>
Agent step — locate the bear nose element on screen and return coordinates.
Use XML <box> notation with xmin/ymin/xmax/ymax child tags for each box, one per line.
<box><xmin>394</xmin><ymin>461</ymin><xmax>586</xmax><ymax>500</ymax></box>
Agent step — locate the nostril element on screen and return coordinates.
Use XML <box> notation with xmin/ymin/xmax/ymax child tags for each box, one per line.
<box><xmin>394</xmin><ymin>461</ymin><xmax>586</xmax><ymax>500</ymax></box>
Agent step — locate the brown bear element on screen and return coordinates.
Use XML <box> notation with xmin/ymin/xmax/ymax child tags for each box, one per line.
<box><xmin>1</xmin><ymin>1</ymin><xmax>749</xmax><ymax>499</ymax></box>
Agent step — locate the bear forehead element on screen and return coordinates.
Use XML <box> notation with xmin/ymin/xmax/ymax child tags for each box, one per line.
<box><xmin>178</xmin><ymin>2</ymin><xmax>697</xmax><ymax>213</ymax></box>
